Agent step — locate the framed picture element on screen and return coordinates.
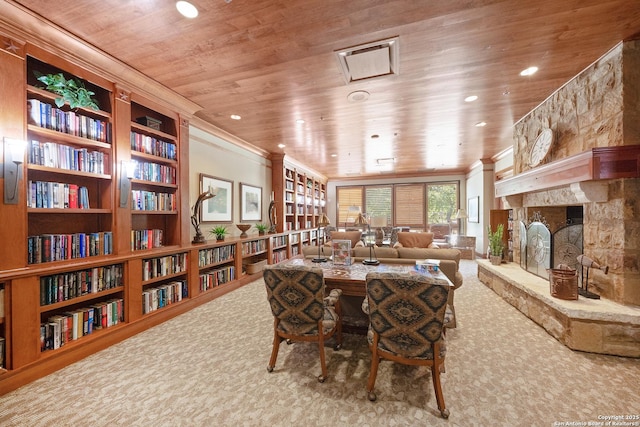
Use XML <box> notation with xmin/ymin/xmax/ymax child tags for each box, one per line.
<box><xmin>240</xmin><ymin>182</ymin><xmax>262</xmax><ymax>222</ymax></box>
<box><xmin>331</xmin><ymin>240</ymin><xmax>352</xmax><ymax>266</ymax></box>
<box><xmin>200</xmin><ymin>174</ymin><xmax>233</xmax><ymax>223</ymax></box>
<box><xmin>468</xmin><ymin>196</ymin><xmax>479</xmax><ymax>223</ymax></box>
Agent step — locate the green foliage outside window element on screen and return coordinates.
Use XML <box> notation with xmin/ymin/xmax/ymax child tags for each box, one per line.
<box><xmin>427</xmin><ymin>184</ymin><xmax>457</xmax><ymax>224</ymax></box>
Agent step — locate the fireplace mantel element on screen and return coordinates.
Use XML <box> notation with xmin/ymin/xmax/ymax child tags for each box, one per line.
<box><xmin>495</xmin><ymin>146</ymin><xmax>640</xmax><ymax>198</ymax></box>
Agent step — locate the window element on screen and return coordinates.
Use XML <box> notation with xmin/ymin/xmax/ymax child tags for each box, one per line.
<box><xmin>427</xmin><ymin>183</ymin><xmax>458</xmax><ymax>224</ymax></box>
<box><xmin>365</xmin><ymin>186</ymin><xmax>392</xmax><ymax>225</ymax></box>
<box><xmin>394</xmin><ymin>184</ymin><xmax>425</xmax><ymax>228</ymax></box>
<box><xmin>336</xmin><ymin>181</ymin><xmax>459</xmax><ymax>230</ymax></box>
<box><xmin>336</xmin><ymin>186</ymin><xmax>363</xmax><ymax>226</ymax></box>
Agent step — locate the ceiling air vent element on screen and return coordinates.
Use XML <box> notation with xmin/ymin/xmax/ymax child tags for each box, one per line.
<box><xmin>335</xmin><ymin>37</ymin><xmax>399</xmax><ymax>84</ymax></box>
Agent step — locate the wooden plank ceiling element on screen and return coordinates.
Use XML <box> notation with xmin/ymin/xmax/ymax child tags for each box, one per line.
<box><xmin>12</xmin><ymin>0</ymin><xmax>640</xmax><ymax>179</ymax></box>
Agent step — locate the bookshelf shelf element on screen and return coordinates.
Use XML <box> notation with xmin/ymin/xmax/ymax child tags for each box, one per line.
<box><xmin>39</xmin><ymin>286</ymin><xmax>124</xmax><ymax>313</ymax></box>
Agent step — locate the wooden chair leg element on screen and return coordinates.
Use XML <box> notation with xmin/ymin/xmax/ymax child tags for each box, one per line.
<box><xmin>431</xmin><ymin>346</ymin><xmax>449</xmax><ymax>418</ymax></box>
<box><xmin>267</xmin><ymin>321</ymin><xmax>281</xmax><ymax>372</ymax></box>
<box><xmin>335</xmin><ymin>302</ymin><xmax>343</xmax><ymax>350</ymax></box>
<box><xmin>366</xmin><ymin>334</ymin><xmax>381</xmax><ymax>401</ymax></box>
<box><xmin>317</xmin><ymin>322</ymin><xmax>328</xmax><ymax>382</ymax></box>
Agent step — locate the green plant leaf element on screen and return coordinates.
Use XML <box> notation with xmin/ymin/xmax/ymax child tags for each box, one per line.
<box><xmin>34</xmin><ymin>72</ymin><xmax>100</xmax><ymax>111</ymax></box>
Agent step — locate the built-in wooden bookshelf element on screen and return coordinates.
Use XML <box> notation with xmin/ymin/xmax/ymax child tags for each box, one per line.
<box><xmin>271</xmin><ymin>154</ymin><xmax>327</xmax><ymax>233</ymax></box>
<box><xmin>26</xmin><ymin>55</ymin><xmax>115</xmax><ymax>266</ymax></box>
<box><xmin>0</xmin><ymin>25</ymin><xmax>321</xmax><ymax>396</ymax></box>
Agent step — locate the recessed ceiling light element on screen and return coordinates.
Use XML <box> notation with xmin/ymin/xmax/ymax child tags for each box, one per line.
<box><xmin>278</xmin><ymin>144</ymin><xmax>285</xmax><ymax>148</ymax></box>
<box><xmin>464</xmin><ymin>95</ymin><xmax>478</xmax><ymax>102</ymax></box>
<box><xmin>520</xmin><ymin>66</ymin><xmax>538</xmax><ymax>76</ymax></box>
<box><xmin>296</xmin><ymin>119</ymin><xmax>305</xmax><ymax>124</ymax></box>
<box><xmin>331</xmin><ymin>153</ymin><xmax>337</xmax><ymax>157</ymax></box>
<box><xmin>176</xmin><ymin>1</ymin><xmax>198</xmax><ymax>18</ymax></box>
<box><xmin>230</xmin><ymin>114</ymin><xmax>241</xmax><ymax>120</ymax></box>
<box><xmin>347</xmin><ymin>90</ymin><xmax>370</xmax><ymax>103</ymax></box>
<box><xmin>475</xmin><ymin>121</ymin><xmax>487</xmax><ymax>127</ymax></box>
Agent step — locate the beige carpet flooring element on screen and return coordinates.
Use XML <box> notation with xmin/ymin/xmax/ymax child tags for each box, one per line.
<box><xmin>0</xmin><ymin>260</ymin><xmax>638</xmax><ymax>426</ymax></box>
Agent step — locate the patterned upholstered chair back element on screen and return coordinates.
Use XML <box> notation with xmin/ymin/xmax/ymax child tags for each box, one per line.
<box><xmin>264</xmin><ymin>264</ymin><xmax>327</xmax><ymax>336</ymax></box>
<box><xmin>365</xmin><ymin>271</ymin><xmax>449</xmax><ymax>358</ymax></box>
<box><xmin>263</xmin><ymin>263</ymin><xmax>343</xmax><ymax>382</ymax></box>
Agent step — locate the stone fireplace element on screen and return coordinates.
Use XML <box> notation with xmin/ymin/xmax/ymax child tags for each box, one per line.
<box><xmin>497</xmin><ymin>38</ymin><xmax>640</xmax><ymax>307</ymax></box>
<box><xmin>478</xmin><ymin>40</ymin><xmax>640</xmax><ymax>357</ymax></box>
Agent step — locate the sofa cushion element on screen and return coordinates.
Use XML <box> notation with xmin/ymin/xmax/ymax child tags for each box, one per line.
<box><xmin>353</xmin><ymin>246</ymin><xmax>399</xmax><ymax>259</ymax></box>
<box><xmin>396</xmin><ymin>232</ymin><xmax>434</xmax><ymax>248</ymax></box>
<box><xmin>396</xmin><ymin>247</ymin><xmax>461</xmax><ymax>266</ymax></box>
<box><xmin>325</xmin><ymin>231</ymin><xmax>362</xmax><ymax>248</ymax></box>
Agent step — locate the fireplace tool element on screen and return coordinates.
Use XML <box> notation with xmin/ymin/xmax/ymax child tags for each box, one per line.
<box><xmin>576</xmin><ymin>254</ymin><xmax>608</xmax><ymax>299</ymax></box>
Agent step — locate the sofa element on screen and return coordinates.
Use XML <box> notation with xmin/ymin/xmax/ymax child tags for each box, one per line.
<box><xmin>301</xmin><ymin>245</ymin><xmax>463</xmax><ymax>327</ymax></box>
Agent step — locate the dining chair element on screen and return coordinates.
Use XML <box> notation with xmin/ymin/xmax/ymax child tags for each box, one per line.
<box><xmin>363</xmin><ymin>271</ymin><xmax>451</xmax><ymax>418</ymax></box>
<box><xmin>263</xmin><ymin>263</ymin><xmax>343</xmax><ymax>382</ymax></box>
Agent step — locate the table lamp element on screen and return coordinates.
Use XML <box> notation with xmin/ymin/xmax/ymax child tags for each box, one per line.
<box><xmin>455</xmin><ymin>208</ymin><xmax>468</xmax><ymax>236</ymax></box>
<box><xmin>356</xmin><ymin>213</ymin><xmax>379</xmax><ymax>265</ymax></box>
<box><xmin>370</xmin><ymin>215</ymin><xmax>387</xmax><ymax>245</ymax></box>
<box><xmin>312</xmin><ymin>213</ymin><xmax>331</xmax><ymax>263</ymax></box>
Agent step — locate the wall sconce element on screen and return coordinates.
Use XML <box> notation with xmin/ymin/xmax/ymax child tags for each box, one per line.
<box><xmin>119</xmin><ymin>160</ymin><xmax>136</xmax><ymax>208</ymax></box>
<box><xmin>4</xmin><ymin>138</ymin><xmax>27</xmax><ymax>205</ymax></box>
<box><xmin>191</xmin><ymin>186</ymin><xmax>215</xmax><ymax>244</ymax></box>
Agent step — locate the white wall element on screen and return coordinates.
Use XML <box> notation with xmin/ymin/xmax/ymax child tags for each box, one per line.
<box><xmin>189</xmin><ymin>125</ymin><xmax>272</xmax><ymax>240</ymax></box>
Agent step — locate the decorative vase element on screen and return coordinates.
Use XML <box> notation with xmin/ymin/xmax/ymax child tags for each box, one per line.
<box><xmin>236</xmin><ymin>223</ymin><xmax>251</xmax><ymax>238</ymax></box>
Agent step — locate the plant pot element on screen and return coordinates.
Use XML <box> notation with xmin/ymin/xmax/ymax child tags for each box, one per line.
<box><xmin>490</xmin><ymin>255</ymin><xmax>502</xmax><ymax>265</ymax></box>
<box><xmin>216</xmin><ymin>236</ymin><xmax>225</xmax><ymax>241</ymax></box>
<box><xmin>258</xmin><ymin>231</ymin><xmax>265</xmax><ymax>236</ymax></box>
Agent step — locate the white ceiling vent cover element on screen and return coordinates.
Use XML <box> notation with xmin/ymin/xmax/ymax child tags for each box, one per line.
<box><xmin>335</xmin><ymin>37</ymin><xmax>399</xmax><ymax>84</ymax></box>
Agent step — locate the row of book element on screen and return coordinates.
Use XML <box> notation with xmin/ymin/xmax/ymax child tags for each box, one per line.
<box><xmin>41</xmin><ymin>298</ymin><xmax>124</xmax><ymax>352</ymax></box>
<box><xmin>28</xmin><ymin>180</ymin><xmax>90</xmax><ymax>209</ymax></box>
<box><xmin>130</xmin><ymin>131</ymin><xmax>177</xmax><ymax>160</ymax></box>
<box><xmin>132</xmin><ymin>160</ymin><xmax>176</xmax><ymax>185</ymax></box>
<box><xmin>27</xmin><ymin>99</ymin><xmax>112</xmax><ymax>143</ymax></box>
<box><xmin>199</xmin><ymin>266</ymin><xmax>235</xmax><ymax>292</ymax></box>
<box><xmin>131</xmin><ymin>229</ymin><xmax>163</xmax><ymax>251</ymax></box>
<box><xmin>29</xmin><ymin>140</ymin><xmax>108</xmax><ymax>175</ymax></box>
<box><xmin>272</xmin><ymin>249</ymin><xmax>288</xmax><ymax>264</ymax></box>
<box><xmin>28</xmin><ymin>231</ymin><xmax>114</xmax><ymax>264</ymax></box>
<box><xmin>40</xmin><ymin>264</ymin><xmax>123</xmax><ymax>306</ymax></box>
<box><xmin>198</xmin><ymin>245</ymin><xmax>235</xmax><ymax>267</ymax></box>
<box><xmin>142</xmin><ymin>280</ymin><xmax>187</xmax><ymax>314</ymax></box>
<box><xmin>241</xmin><ymin>239</ymin><xmax>266</xmax><ymax>256</ymax></box>
<box><xmin>142</xmin><ymin>253</ymin><xmax>188</xmax><ymax>281</ymax></box>
<box><xmin>131</xmin><ymin>190</ymin><xmax>176</xmax><ymax>212</ymax></box>
<box><xmin>272</xmin><ymin>235</ymin><xmax>287</xmax><ymax>248</ymax></box>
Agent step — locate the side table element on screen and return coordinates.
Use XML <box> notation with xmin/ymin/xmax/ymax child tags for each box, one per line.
<box><xmin>452</xmin><ymin>235</ymin><xmax>476</xmax><ymax>260</ymax></box>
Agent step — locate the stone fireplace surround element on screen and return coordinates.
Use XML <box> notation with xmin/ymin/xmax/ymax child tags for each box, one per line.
<box><xmin>478</xmin><ymin>40</ymin><xmax>640</xmax><ymax>357</ymax></box>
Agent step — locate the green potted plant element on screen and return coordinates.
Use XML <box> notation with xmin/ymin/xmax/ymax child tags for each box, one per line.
<box><xmin>34</xmin><ymin>72</ymin><xmax>100</xmax><ymax>110</ymax></box>
<box><xmin>255</xmin><ymin>223</ymin><xmax>269</xmax><ymax>235</ymax></box>
<box><xmin>210</xmin><ymin>225</ymin><xmax>228</xmax><ymax>241</ymax></box>
<box><xmin>487</xmin><ymin>224</ymin><xmax>504</xmax><ymax>265</ymax></box>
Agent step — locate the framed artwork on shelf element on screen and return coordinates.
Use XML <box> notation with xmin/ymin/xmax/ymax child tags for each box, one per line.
<box><xmin>240</xmin><ymin>182</ymin><xmax>262</xmax><ymax>222</ymax></box>
<box><xmin>200</xmin><ymin>174</ymin><xmax>233</xmax><ymax>223</ymax></box>
<box><xmin>468</xmin><ymin>196</ymin><xmax>479</xmax><ymax>223</ymax></box>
